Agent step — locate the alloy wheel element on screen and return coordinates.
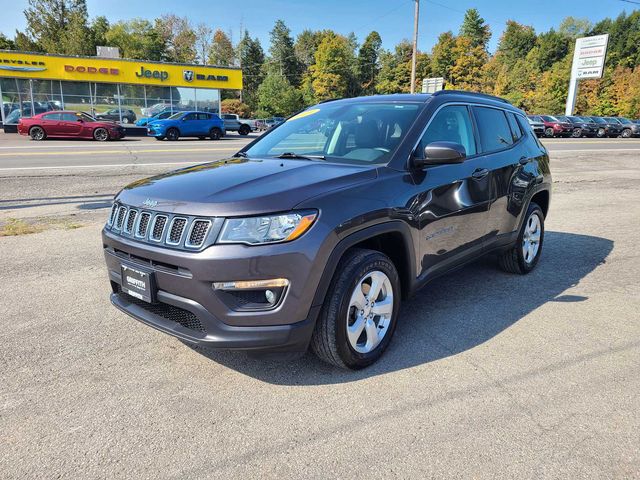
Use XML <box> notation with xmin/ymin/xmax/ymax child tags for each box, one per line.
<box><xmin>522</xmin><ymin>213</ymin><xmax>541</xmax><ymax>264</ymax></box>
<box><xmin>346</xmin><ymin>270</ymin><xmax>394</xmax><ymax>354</ymax></box>
<box><xmin>30</xmin><ymin>127</ymin><xmax>45</xmax><ymax>140</ymax></box>
<box><xmin>94</xmin><ymin>128</ymin><xmax>108</xmax><ymax>141</ymax></box>
<box><xmin>545</xmin><ymin>127</ymin><xmax>554</xmax><ymax>137</ymax></box>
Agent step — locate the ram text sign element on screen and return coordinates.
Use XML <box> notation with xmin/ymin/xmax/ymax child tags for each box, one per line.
<box><xmin>571</xmin><ymin>34</ymin><xmax>609</xmax><ymax>80</ymax></box>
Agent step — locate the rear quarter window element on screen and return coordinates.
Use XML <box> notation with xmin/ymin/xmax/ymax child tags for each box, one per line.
<box><xmin>473</xmin><ymin>107</ymin><xmax>513</xmax><ymax>152</ymax></box>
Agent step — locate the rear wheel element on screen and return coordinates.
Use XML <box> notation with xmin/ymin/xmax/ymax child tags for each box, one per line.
<box><xmin>93</xmin><ymin>128</ymin><xmax>109</xmax><ymax>142</ymax></box>
<box><xmin>621</xmin><ymin>128</ymin><xmax>632</xmax><ymax>138</ymax></box>
<box><xmin>209</xmin><ymin>127</ymin><xmax>222</xmax><ymax>140</ymax></box>
<box><xmin>29</xmin><ymin>126</ymin><xmax>46</xmax><ymax>141</ymax></box>
<box><xmin>596</xmin><ymin>128</ymin><xmax>606</xmax><ymax>138</ymax></box>
<box><xmin>311</xmin><ymin>249</ymin><xmax>400</xmax><ymax>369</ymax></box>
<box><xmin>498</xmin><ymin>202</ymin><xmax>544</xmax><ymax>275</ymax></box>
<box><xmin>238</xmin><ymin>124</ymin><xmax>250</xmax><ymax>136</ymax></box>
<box><xmin>166</xmin><ymin>128</ymin><xmax>179</xmax><ymax>141</ymax></box>
<box><xmin>544</xmin><ymin>127</ymin><xmax>554</xmax><ymax>138</ymax></box>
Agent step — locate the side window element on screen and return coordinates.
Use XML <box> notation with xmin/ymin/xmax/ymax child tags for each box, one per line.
<box><xmin>183</xmin><ymin>113</ymin><xmax>196</xmax><ymax>121</ymax></box>
<box><xmin>473</xmin><ymin>107</ymin><xmax>513</xmax><ymax>152</ymax></box>
<box><xmin>506</xmin><ymin>112</ymin><xmax>523</xmax><ymax>142</ymax></box>
<box><xmin>61</xmin><ymin>113</ymin><xmax>78</xmax><ymax>122</ymax></box>
<box><xmin>43</xmin><ymin>113</ymin><xmax>61</xmax><ymax>120</ymax></box>
<box><xmin>417</xmin><ymin>105</ymin><xmax>477</xmax><ymax>158</ymax></box>
<box><xmin>197</xmin><ymin>113</ymin><xmax>210</xmax><ymax>120</ymax></box>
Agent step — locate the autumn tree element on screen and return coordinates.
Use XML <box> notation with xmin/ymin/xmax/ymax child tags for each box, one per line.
<box><xmin>431</xmin><ymin>31</ymin><xmax>456</xmax><ymax>81</ymax></box>
<box><xmin>311</xmin><ymin>32</ymin><xmax>353</xmax><ymax>101</ymax></box>
<box><xmin>194</xmin><ymin>23</ymin><xmax>212</xmax><ymax>64</ymax></box>
<box><xmin>357</xmin><ymin>31</ymin><xmax>382</xmax><ymax>94</ymax></box>
<box><xmin>156</xmin><ymin>14</ymin><xmax>196</xmax><ymax>63</ymax></box>
<box><xmin>208</xmin><ymin>29</ymin><xmax>235</xmax><ymax>66</ymax></box>
<box><xmin>23</xmin><ymin>0</ymin><xmax>92</xmax><ymax>54</ymax></box>
<box><xmin>221</xmin><ymin>99</ymin><xmax>251</xmax><ymax>117</ymax></box>
<box><xmin>450</xmin><ymin>36</ymin><xmax>488</xmax><ymax>91</ymax></box>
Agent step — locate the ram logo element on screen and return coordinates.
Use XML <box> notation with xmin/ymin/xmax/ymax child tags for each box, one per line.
<box><xmin>183</xmin><ymin>70</ymin><xmax>194</xmax><ymax>82</ymax></box>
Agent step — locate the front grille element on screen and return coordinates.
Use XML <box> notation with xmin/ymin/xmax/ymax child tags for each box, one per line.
<box><xmin>115</xmin><ymin>206</ymin><xmax>127</xmax><ymax>230</ymax></box>
<box><xmin>124</xmin><ymin>209</ymin><xmax>138</xmax><ymax>234</ymax></box>
<box><xmin>120</xmin><ymin>291</ymin><xmax>205</xmax><ymax>333</ymax></box>
<box><xmin>136</xmin><ymin>212</ymin><xmax>151</xmax><ymax>238</ymax></box>
<box><xmin>187</xmin><ymin>220</ymin><xmax>211</xmax><ymax>248</ymax></box>
<box><xmin>150</xmin><ymin>215</ymin><xmax>168</xmax><ymax>241</ymax></box>
<box><xmin>167</xmin><ymin>217</ymin><xmax>187</xmax><ymax>245</ymax></box>
<box><xmin>108</xmin><ymin>203</ymin><xmax>118</xmax><ymax>226</ymax></box>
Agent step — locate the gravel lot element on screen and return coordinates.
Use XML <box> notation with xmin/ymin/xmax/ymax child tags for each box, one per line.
<box><xmin>0</xmin><ymin>134</ymin><xmax>639</xmax><ymax>478</ymax></box>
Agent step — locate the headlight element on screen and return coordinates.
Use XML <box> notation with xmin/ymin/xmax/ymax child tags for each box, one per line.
<box><xmin>218</xmin><ymin>211</ymin><xmax>317</xmax><ymax>245</ymax></box>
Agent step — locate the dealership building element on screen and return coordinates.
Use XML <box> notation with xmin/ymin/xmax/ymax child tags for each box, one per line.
<box><xmin>0</xmin><ymin>50</ymin><xmax>243</xmax><ymax>127</ymax></box>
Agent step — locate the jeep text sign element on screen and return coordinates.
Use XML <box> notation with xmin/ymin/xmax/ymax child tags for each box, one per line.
<box><xmin>571</xmin><ymin>34</ymin><xmax>609</xmax><ymax>80</ymax></box>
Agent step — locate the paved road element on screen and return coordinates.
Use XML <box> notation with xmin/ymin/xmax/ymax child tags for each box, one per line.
<box><xmin>0</xmin><ymin>135</ymin><xmax>639</xmax><ymax>478</ymax></box>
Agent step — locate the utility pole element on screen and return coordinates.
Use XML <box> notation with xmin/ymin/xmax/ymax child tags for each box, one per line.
<box><xmin>410</xmin><ymin>0</ymin><xmax>420</xmax><ymax>94</ymax></box>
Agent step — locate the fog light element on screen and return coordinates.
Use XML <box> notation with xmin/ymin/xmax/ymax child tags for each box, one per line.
<box><xmin>265</xmin><ymin>289</ymin><xmax>276</xmax><ymax>304</ymax></box>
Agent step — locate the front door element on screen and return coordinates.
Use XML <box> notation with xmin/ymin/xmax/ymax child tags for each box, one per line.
<box><xmin>411</xmin><ymin>104</ymin><xmax>492</xmax><ymax>278</ymax></box>
<box><xmin>59</xmin><ymin>112</ymin><xmax>83</xmax><ymax>136</ymax></box>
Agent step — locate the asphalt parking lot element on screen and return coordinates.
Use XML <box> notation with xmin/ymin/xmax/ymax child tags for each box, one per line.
<box><xmin>1</xmin><ymin>133</ymin><xmax>639</xmax><ymax>478</ymax></box>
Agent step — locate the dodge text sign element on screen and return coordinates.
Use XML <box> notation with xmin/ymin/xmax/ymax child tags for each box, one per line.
<box><xmin>571</xmin><ymin>34</ymin><xmax>609</xmax><ymax>80</ymax></box>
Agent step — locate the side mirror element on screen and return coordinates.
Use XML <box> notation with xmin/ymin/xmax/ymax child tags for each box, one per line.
<box><xmin>77</xmin><ymin>118</ymin><xmax>84</xmax><ymax>123</ymax></box>
<box><xmin>413</xmin><ymin>141</ymin><xmax>466</xmax><ymax>168</ymax></box>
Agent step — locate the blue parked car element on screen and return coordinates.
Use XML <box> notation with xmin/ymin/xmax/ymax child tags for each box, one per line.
<box><xmin>147</xmin><ymin>111</ymin><xmax>226</xmax><ymax>141</ymax></box>
<box><xmin>136</xmin><ymin>109</ymin><xmax>176</xmax><ymax>127</ymax></box>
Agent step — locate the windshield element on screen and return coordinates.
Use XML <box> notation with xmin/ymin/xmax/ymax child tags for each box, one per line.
<box><xmin>605</xmin><ymin>117</ymin><xmax>620</xmax><ymax>124</ymax></box>
<box><xmin>77</xmin><ymin>112</ymin><xmax>96</xmax><ymax>122</ymax></box>
<box><xmin>244</xmin><ymin>102</ymin><xmax>421</xmax><ymax>165</ymax></box>
<box><xmin>168</xmin><ymin>112</ymin><xmax>184</xmax><ymax>120</ymax></box>
<box><xmin>541</xmin><ymin>115</ymin><xmax>557</xmax><ymax>122</ymax></box>
<box><xmin>591</xmin><ymin>117</ymin><xmax>606</xmax><ymax>124</ymax></box>
<box><xmin>555</xmin><ymin>116</ymin><xmax>570</xmax><ymax>122</ymax></box>
<box><xmin>618</xmin><ymin>117</ymin><xmax>632</xmax><ymax>124</ymax></box>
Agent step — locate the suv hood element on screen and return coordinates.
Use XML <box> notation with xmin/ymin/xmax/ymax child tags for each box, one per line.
<box><xmin>116</xmin><ymin>157</ymin><xmax>378</xmax><ymax>217</ymax></box>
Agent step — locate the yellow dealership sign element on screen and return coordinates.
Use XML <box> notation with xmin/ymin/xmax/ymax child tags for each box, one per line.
<box><xmin>0</xmin><ymin>51</ymin><xmax>242</xmax><ymax>90</ymax></box>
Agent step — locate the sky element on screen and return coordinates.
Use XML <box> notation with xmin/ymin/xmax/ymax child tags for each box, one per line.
<box><xmin>0</xmin><ymin>0</ymin><xmax>634</xmax><ymax>54</ymax></box>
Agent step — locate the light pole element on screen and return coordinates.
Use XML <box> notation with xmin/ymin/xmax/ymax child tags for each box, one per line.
<box><xmin>410</xmin><ymin>0</ymin><xmax>420</xmax><ymax>94</ymax></box>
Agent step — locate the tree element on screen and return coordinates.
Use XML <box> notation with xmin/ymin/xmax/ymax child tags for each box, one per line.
<box><xmin>238</xmin><ymin>31</ymin><xmax>265</xmax><ymax>110</ymax></box>
<box><xmin>357</xmin><ymin>31</ymin><xmax>382</xmax><ymax>94</ymax></box>
<box><xmin>23</xmin><ymin>0</ymin><xmax>92</xmax><ymax>54</ymax></box>
<box><xmin>496</xmin><ymin>21</ymin><xmax>536</xmax><ymax>69</ymax></box>
<box><xmin>0</xmin><ymin>33</ymin><xmax>15</xmax><ymax>50</ymax></box>
<box><xmin>528</xmin><ymin>29</ymin><xmax>569</xmax><ymax>72</ymax></box>
<box><xmin>208</xmin><ymin>29</ymin><xmax>235</xmax><ymax>66</ymax></box>
<box><xmin>194</xmin><ymin>23</ymin><xmax>212</xmax><ymax>65</ymax></box>
<box><xmin>558</xmin><ymin>16</ymin><xmax>592</xmax><ymax>39</ymax></box>
<box><xmin>257</xmin><ymin>72</ymin><xmax>303</xmax><ymax>117</ymax></box>
<box><xmin>459</xmin><ymin>8</ymin><xmax>490</xmax><ymax>50</ymax></box>
<box><xmin>431</xmin><ymin>31</ymin><xmax>456</xmax><ymax>81</ymax></box>
<box><xmin>268</xmin><ymin>20</ymin><xmax>301</xmax><ymax>85</ymax></box>
<box><xmin>221</xmin><ymin>99</ymin><xmax>251</xmax><ymax>117</ymax></box>
<box><xmin>311</xmin><ymin>32</ymin><xmax>353</xmax><ymax>101</ymax></box>
<box><xmin>104</xmin><ymin>19</ymin><xmax>165</xmax><ymax>61</ymax></box>
<box><xmin>88</xmin><ymin>16</ymin><xmax>109</xmax><ymax>51</ymax></box>
<box><xmin>295</xmin><ymin>30</ymin><xmax>323</xmax><ymax>69</ymax></box>
<box><xmin>450</xmin><ymin>36</ymin><xmax>488</xmax><ymax>91</ymax></box>
<box><xmin>156</xmin><ymin>14</ymin><xmax>196</xmax><ymax>63</ymax></box>
<box><xmin>376</xmin><ymin>40</ymin><xmax>413</xmax><ymax>94</ymax></box>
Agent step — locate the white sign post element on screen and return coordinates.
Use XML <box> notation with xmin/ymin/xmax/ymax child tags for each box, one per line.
<box><xmin>565</xmin><ymin>34</ymin><xmax>609</xmax><ymax>115</ymax></box>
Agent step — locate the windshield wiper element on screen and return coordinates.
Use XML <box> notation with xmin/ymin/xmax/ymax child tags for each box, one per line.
<box><xmin>276</xmin><ymin>152</ymin><xmax>326</xmax><ymax>160</ymax></box>
<box><xmin>233</xmin><ymin>151</ymin><xmax>248</xmax><ymax>158</ymax></box>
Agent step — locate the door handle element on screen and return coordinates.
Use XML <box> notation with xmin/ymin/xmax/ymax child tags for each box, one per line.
<box><xmin>471</xmin><ymin>168</ymin><xmax>489</xmax><ymax>180</ymax></box>
<box><xmin>519</xmin><ymin>156</ymin><xmax>530</xmax><ymax>165</ymax></box>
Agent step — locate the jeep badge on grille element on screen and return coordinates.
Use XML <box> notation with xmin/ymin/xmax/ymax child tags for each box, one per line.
<box><xmin>142</xmin><ymin>198</ymin><xmax>158</xmax><ymax>208</ymax></box>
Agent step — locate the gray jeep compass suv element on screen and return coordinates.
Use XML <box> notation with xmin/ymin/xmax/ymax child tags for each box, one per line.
<box><xmin>103</xmin><ymin>91</ymin><xmax>551</xmax><ymax>369</ymax></box>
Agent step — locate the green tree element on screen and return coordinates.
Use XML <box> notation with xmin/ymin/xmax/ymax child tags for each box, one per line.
<box><xmin>89</xmin><ymin>16</ymin><xmax>109</xmax><ymax>51</ymax></box>
<box><xmin>208</xmin><ymin>29</ymin><xmax>235</xmax><ymax>66</ymax></box>
<box><xmin>527</xmin><ymin>29</ymin><xmax>569</xmax><ymax>72</ymax></box>
<box><xmin>0</xmin><ymin>33</ymin><xmax>15</xmax><ymax>50</ymax></box>
<box><xmin>376</xmin><ymin>40</ymin><xmax>413</xmax><ymax>94</ymax></box>
<box><xmin>558</xmin><ymin>16</ymin><xmax>592</xmax><ymax>39</ymax></box>
<box><xmin>23</xmin><ymin>0</ymin><xmax>92</xmax><ymax>54</ymax></box>
<box><xmin>295</xmin><ymin>29</ymin><xmax>324</xmax><ymax>69</ymax></box>
<box><xmin>257</xmin><ymin>72</ymin><xmax>303</xmax><ymax>117</ymax></box>
<box><xmin>268</xmin><ymin>20</ymin><xmax>302</xmax><ymax>85</ymax></box>
<box><xmin>238</xmin><ymin>31</ymin><xmax>265</xmax><ymax>111</ymax></box>
<box><xmin>496</xmin><ymin>20</ymin><xmax>537</xmax><ymax>68</ymax></box>
<box><xmin>311</xmin><ymin>32</ymin><xmax>353</xmax><ymax>101</ymax></box>
<box><xmin>459</xmin><ymin>8</ymin><xmax>491</xmax><ymax>49</ymax></box>
<box><xmin>450</xmin><ymin>35</ymin><xmax>488</xmax><ymax>91</ymax></box>
<box><xmin>104</xmin><ymin>19</ymin><xmax>165</xmax><ymax>60</ymax></box>
<box><xmin>431</xmin><ymin>31</ymin><xmax>456</xmax><ymax>81</ymax></box>
<box><xmin>357</xmin><ymin>31</ymin><xmax>382</xmax><ymax>94</ymax></box>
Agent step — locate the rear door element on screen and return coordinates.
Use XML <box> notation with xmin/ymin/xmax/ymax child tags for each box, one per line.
<box><xmin>472</xmin><ymin>106</ymin><xmax>537</xmax><ymax>246</ymax></box>
<box><xmin>197</xmin><ymin>113</ymin><xmax>211</xmax><ymax>134</ymax></box>
<box><xmin>180</xmin><ymin>113</ymin><xmax>197</xmax><ymax>135</ymax></box>
<box><xmin>414</xmin><ymin>104</ymin><xmax>493</xmax><ymax>276</ymax></box>
<box><xmin>41</xmin><ymin>113</ymin><xmax>62</xmax><ymax>135</ymax></box>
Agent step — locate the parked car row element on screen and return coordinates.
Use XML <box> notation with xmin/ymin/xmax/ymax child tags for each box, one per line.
<box><xmin>255</xmin><ymin>117</ymin><xmax>285</xmax><ymax>131</ymax></box>
<box><xmin>527</xmin><ymin>114</ymin><xmax>639</xmax><ymax>138</ymax></box>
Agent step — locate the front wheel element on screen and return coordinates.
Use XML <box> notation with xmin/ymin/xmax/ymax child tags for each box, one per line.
<box><xmin>154</xmin><ymin>136</ymin><xmax>165</xmax><ymax>141</ymax></box>
<box><xmin>498</xmin><ymin>202</ymin><xmax>545</xmax><ymax>274</ymax></box>
<box><xmin>29</xmin><ymin>126</ymin><xmax>46</xmax><ymax>141</ymax></box>
<box><xmin>596</xmin><ymin>128</ymin><xmax>606</xmax><ymax>138</ymax></box>
<box><xmin>544</xmin><ymin>127</ymin><xmax>554</xmax><ymax>138</ymax></box>
<box><xmin>238</xmin><ymin>124</ymin><xmax>250</xmax><ymax>136</ymax></box>
<box><xmin>209</xmin><ymin>127</ymin><xmax>222</xmax><ymax>140</ymax></box>
<box><xmin>166</xmin><ymin>128</ymin><xmax>179</xmax><ymax>141</ymax></box>
<box><xmin>621</xmin><ymin>128</ymin><xmax>632</xmax><ymax>138</ymax></box>
<box><xmin>122</xmin><ymin>117</ymin><xmax>130</xmax><ymax>124</ymax></box>
<box><xmin>572</xmin><ymin>128</ymin><xmax>582</xmax><ymax>138</ymax></box>
<box><xmin>93</xmin><ymin>128</ymin><xmax>109</xmax><ymax>142</ymax></box>
<box><xmin>311</xmin><ymin>249</ymin><xmax>400</xmax><ymax>369</ymax></box>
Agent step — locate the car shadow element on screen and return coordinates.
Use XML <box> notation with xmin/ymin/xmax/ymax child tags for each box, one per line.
<box><xmin>186</xmin><ymin>231</ymin><xmax>613</xmax><ymax>385</ymax></box>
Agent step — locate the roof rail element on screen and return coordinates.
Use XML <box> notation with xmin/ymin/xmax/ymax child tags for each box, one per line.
<box><xmin>432</xmin><ymin>90</ymin><xmax>511</xmax><ymax>105</ymax></box>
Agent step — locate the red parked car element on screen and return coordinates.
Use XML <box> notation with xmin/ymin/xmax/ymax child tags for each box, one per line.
<box><xmin>536</xmin><ymin>115</ymin><xmax>574</xmax><ymax>138</ymax></box>
<box><xmin>18</xmin><ymin>111</ymin><xmax>126</xmax><ymax>141</ymax></box>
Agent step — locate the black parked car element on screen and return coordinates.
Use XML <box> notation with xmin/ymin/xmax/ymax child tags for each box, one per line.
<box><xmin>555</xmin><ymin>115</ymin><xmax>597</xmax><ymax>138</ymax></box>
<box><xmin>609</xmin><ymin>117</ymin><xmax>639</xmax><ymax>138</ymax></box>
<box><xmin>103</xmin><ymin>91</ymin><xmax>551</xmax><ymax>369</ymax></box>
<box><xmin>588</xmin><ymin>116</ymin><xmax>624</xmax><ymax>138</ymax></box>
<box><xmin>95</xmin><ymin>108</ymin><xmax>137</xmax><ymax>124</ymax></box>
<box><xmin>526</xmin><ymin>115</ymin><xmax>545</xmax><ymax>137</ymax></box>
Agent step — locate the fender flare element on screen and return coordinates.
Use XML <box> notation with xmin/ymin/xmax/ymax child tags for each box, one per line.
<box><xmin>311</xmin><ymin>221</ymin><xmax>416</xmax><ymax>307</ymax></box>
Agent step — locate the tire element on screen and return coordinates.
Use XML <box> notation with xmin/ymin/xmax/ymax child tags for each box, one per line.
<box><xmin>498</xmin><ymin>202</ymin><xmax>545</xmax><ymax>275</ymax></box>
<box><xmin>198</xmin><ymin>136</ymin><xmax>206</xmax><ymax>140</ymax></box>
<box><xmin>596</xmin><ymin>128</ymin><xmax>606</xmax><ymax>138</ymax></box>
<box><xmin>209</xmin><ymin>127</ymin><xmax>222</xmax><ymax>140</ymax></box>
<box><xmin>154</xmin><ymin>136</ymin><xmax>165</xmax><ymax>141</ymax></box>
<box><xmin>93</xmin><ymin>127</ymin><xmax>109</xmax><ymax>142</ymax></box>
<box><xmin>166</xmin><ymin>128</ymin><xmax>179</xmax><ymax>141</ymax></box>
<box><xmin>238</xmin><ymin>124</ymin><xmax>250</xmax><ymax>136</ymax></box>
<box><xmin>122</xmin><ymin>117</ymin><xmax>130</xmax><ymax>124</ymax></box>
<box><xmin>311</xmin><ymin>248</ymin><xmax>401</xmax><ymax>369</ymax></box>
<box><xmin>29</xmin><ymin>126</ymin><xmax>46</xmax><ymax>141</ymax></box>
<box><xmin>622</xmin><ymin>128</ymin><xmax>632</xmax><ymax>138</ymax></box>
<box><xmin>571</xmin><ymin>128</ymin><xmax>582</xmax><ymax>138</ymax></box>
<box><xmin>544</xmin><ymin>127</ymin><xmax>554</xmax><ymax>138</ymax></box>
